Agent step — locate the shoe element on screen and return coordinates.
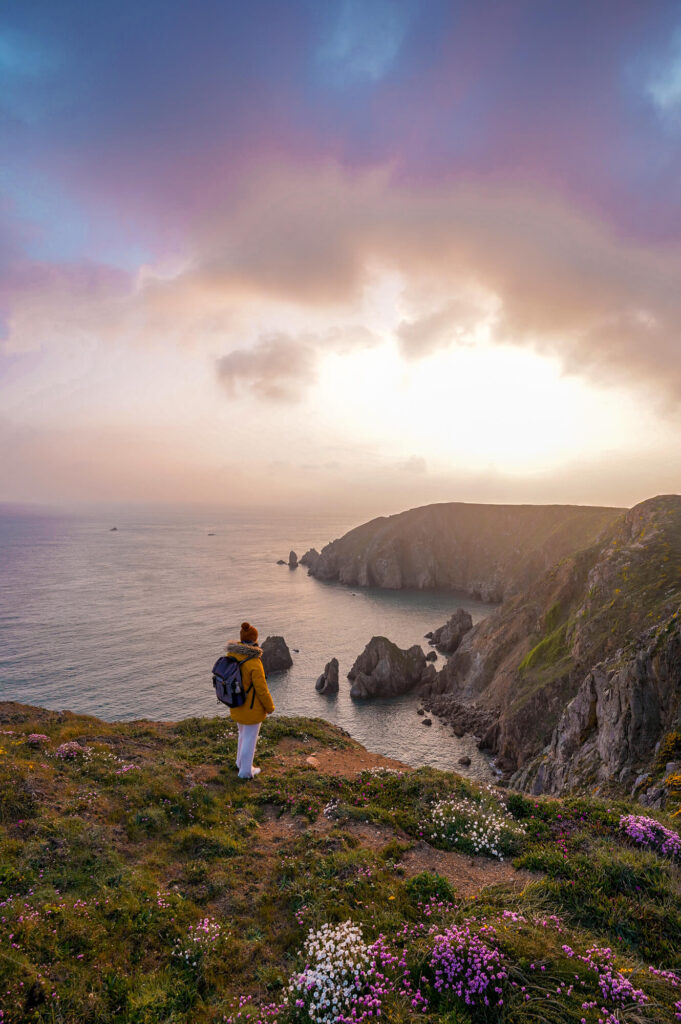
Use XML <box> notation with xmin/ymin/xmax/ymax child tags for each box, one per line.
<box><xmin>237</xmin><ymin>766</ymin><xmax>261</xmax><ymax>780</ymax></box>
<box><xmin>251</xmin><ymin>766</ymin><xmax>261</xmax><ymax>778</ymax></box>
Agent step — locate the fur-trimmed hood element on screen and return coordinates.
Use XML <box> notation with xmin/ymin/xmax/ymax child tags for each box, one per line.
<box><xmin>227</xmin><ymin>641</ymin><xmax>263</xmax><ymax>659</ymax></box>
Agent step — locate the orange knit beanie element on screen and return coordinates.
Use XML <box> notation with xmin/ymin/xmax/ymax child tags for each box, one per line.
<box><xmin>240</xmin><ymin>621</ymin><xmax>258</xmax><ymax>643</ymax></box>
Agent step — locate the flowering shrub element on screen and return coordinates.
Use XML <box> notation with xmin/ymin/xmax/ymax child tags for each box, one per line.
<box><xmin>619</xmin><ymin>813</ymin><xmax>681</xmax><ymax>859</ymax></box>
<box><xmin>172</xmin><ymin>916</ymin><xmax>222</xmax><ymax>968</ymax></box>
<box><xmin>26</xmin><ymin>734</ymin><xmax>49</xmax><ymax>745</ymax></box>
<box><xmin>287</xmin><ymin>921</ymin><xmax>370</xmax><ymax>1023</ymax></box>
<box><xmin>561</xmin><ymin>943</ymin><xmax>649</xmax><ymax>1022</ymax></box>
<box><xmin>428</xmin><ymin>923</ymin><xmax>507</xmax><ymax>1007</ymax></box>
<box><xmin>424</xmin><ymin>795</ymin><xmax>525</xmax><ymax>859</ymax></box>
<box><xmin>54</xmin><ymin>741</ymin><xmax>91</xmax><ymax>760</ymax></box>
<box><xmin>581</xmin><ymin>945</ymin><xmax>648</xmax><ymax>1007</ymax></box>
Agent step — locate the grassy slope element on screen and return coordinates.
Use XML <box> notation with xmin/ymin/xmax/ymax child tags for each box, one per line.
<box><xmin>1</xmin><ymin>704</ymin><xmax>680</xmax><ymax>1024</ymax></box>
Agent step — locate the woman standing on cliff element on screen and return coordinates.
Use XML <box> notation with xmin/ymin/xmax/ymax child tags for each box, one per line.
<box><xmin>227</xmin><ymin>622</ymin><xmax>275</xmax><ymax>779</ymax></box>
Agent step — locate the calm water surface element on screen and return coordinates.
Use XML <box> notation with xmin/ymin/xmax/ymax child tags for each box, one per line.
<box><xmin>0</xmin><ymin>507</ymin><xmax>496</xmax><ymax>777</ymax></box>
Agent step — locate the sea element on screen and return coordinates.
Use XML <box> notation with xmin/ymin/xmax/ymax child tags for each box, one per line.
<box><xmin>0</xmin><ymin>505</ymin><xmax>497</xmax><ymax>778</ymax></box>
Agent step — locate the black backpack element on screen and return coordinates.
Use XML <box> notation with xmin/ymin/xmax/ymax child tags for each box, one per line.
<box><xmin>212</xmin><ymin>654</ymin><xmax>257</xmax><ymax>708</ymax></box>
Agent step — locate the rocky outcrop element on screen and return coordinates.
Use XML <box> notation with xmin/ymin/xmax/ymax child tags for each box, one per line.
<box><xmin>420</xmin><ymin>694</ymin><xmax>499</xmax><ymax>739</ymax></box>
<box><xmin>428</xmin><ymin>495</ymin><xmax>681</xmax><ymax>789</ymax></box>
<box><xmin>430</xmin><ymin>609</ymin><xmax>473</xmax><ymax>653</ymax></box>
<box><xmin>300</xmin><ymin>548</ymin><xmax>321</xmax><ymax>572</ymax></box>
<box><xmin>288</xmin><ymin>550</ymin><xmax>298</xmax><ymax>568</ymax></box>
<box><xmin>307</xmin><ymin>502</ymin><xmax>620</xmax><ymax>599</ymax></box>
<box><xmin>348</xmin><ymin>637</ymin><xmax>436</xmax><ymax>699</ymax></box>
<box><xmin>315</xmin><ymin>658</ymin><xmax>339</xmax><ymax>695</ymax></box>
<box><xmin>261</xmin><ymin>636</ymin><xmax>293</xmax><ymax>675</ymax></box>
<box><xmin>514</xmin><ymin>614</ymin><xmax>681</xmax><ymax>798</ymax></box>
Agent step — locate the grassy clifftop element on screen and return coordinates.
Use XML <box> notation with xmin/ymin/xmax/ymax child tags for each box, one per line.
<box><xmin>1</xmin><ymin>703</ymin><xmax>681</xmax><ymax>1024</ymax></box>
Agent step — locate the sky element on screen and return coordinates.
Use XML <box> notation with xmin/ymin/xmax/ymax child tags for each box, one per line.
<box><xmin>1</xmin><ymin>0</ymin><xmax>681</xmax><ymax>514</ymax></box>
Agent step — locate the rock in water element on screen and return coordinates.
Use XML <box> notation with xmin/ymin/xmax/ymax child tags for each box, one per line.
<box><xmin>300</xmin><ymin>548</ymin><xmax>321</xmax><ymax>572</ymax></box>
<box><xmin>288</xmin><ymin>550</ymin><xmax>298</xmax><ymax>568</ymax></box>
<box><xmin>315</xmin><ymin>657</ymin><xmax>339</xmax><ymax>695</ymax></box>
<box><xmin>426</xmin><ymin>650</ymin><xmax>438</xmax><ymax>661</ymax></box>
<box><xmin>261</xmin><ymin>636</ymin><xmax>293</xmax><ymax>675</ymax></box>
<box><xmin>347</xmin><ymin>637</ymin><xmax>436</xmax><ymax>699</ymax></box>
<box><xmin>276</xmin><ymin>559</ymin><xmax>286</xmax><ymax>565</ymax></box>
<box><xmin>430</xmin><ymin>609</ymin><xmax>474</xmax><ymax>654</ymax></box>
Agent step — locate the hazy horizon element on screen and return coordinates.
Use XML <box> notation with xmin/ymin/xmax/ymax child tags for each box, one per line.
<box><xmin>2</xmin><ymin>2</ymin><xmax>681</xmax><ymax>508</ymax></box>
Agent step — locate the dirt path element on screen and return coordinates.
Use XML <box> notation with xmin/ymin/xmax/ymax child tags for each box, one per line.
<box><xmin>270</xmin><ymin>735</ymin><xmax>408</xmax><ymax>776</ymax></box>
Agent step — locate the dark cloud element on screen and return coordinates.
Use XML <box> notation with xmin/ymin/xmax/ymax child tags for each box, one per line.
<box><xmin>215</xmin><ymin>333</ymin><xmax>316</xmax><ymax>402</ymax></box>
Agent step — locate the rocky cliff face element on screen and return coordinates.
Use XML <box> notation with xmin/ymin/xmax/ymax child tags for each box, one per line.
<box><xmin>513</xmin><ymin>613</ymin><xmax>681</xmax><ymax>799</ymax></box>
<box><xmin>434</xmin><ymin>495</ymin><xmax>681</xmax><ymax>791</ymax></box>
<box><xmin>307</xmin><ymin>502</ymin><xmax>621</xmax><ymax>600</ymax></box>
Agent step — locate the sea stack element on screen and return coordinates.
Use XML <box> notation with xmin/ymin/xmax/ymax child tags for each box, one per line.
<box><xmin>288</xmin><ymin>550</ymin><xmax>298</xmax><ymax>568</ymax></box>
<box><xmin>315</xmin><ymin>657</ymin><xmax>339</xmax><ymax>695</ymax></box>
<box><xmin>347</xmin><ymin>637</ymin><xmax>436</xmax><ymax>699</ymax></box>
<box><xmin>261</xmin><ymin>636</ymin><xmax>293</xmax><ymax>675</ymax></box>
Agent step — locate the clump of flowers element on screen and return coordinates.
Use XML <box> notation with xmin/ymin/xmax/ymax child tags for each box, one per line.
<box><xmin>358</xmin><ymin>767</ymin><xmax>404</xmax><ymax>778</ymax></box>
<box><xmin>428</xmin><ymin>923</ymin><xmax>507</xmax><ymax>1007</ymax></box>
<box><xmin>54</xmin><ymin>741</ymin><xmax>91</xmax><ymax>760</ymax></box>
<box><xmin>26</xmin><ymin>733</ymin><xmax>49</xmax><ymax>745</ymax></box>
<box><xmin>619</xmin><ymin>813</ymin><xmax>681</xmax><ymax>859</ymax></box>
<box><xmin>580</xmin><ymin>946</ymin><xmax>648</xmax><ymax>1008</ymax></box>
<box><xmin>561</xmin><ymin>943</ymin><xmax>648</xmax><ymax>1021</ymax></box>
<box><xmin>172</xmin><ymin>916</ymin><xmax>222</xmax><ymax>968</ymax></box>
<box><xmin>287</xmin><ymin>921</ymin><xmax>370</xmax><ymax>1023</ymax></box>
<box><xmin>424</xmin><ymin>795</ymin><xmax>525</xmax><ymax>859</ymax></box>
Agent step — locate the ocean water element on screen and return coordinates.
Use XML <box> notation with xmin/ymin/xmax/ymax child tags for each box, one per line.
<box><xmin>0</xmin><ymin>506</ymin><xmax>497</xmax><ymax>777</ymax></box>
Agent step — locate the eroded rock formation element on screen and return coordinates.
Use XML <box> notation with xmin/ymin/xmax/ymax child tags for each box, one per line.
<box><xmin>300</xmin><ymin>548</ymin><xmax>321</xmax><ymax>572</ymax></box>
<box><xmin>514</xmin><ymin>614</ymin><xmax>681</xmax><ymax>800</ymax></box>
<box><xmin>348</xmin><ymin>637</ymin><xmax>436</xmax><ymax>699</ymax></box>
<box><xmin>430</xmin><ymin>609</ymin><xmax>473</xmax><ymax>653</ymax></box>
<box><xmin>315</xmin><ymin>657</ymin><xmax>339</xmax><ymax>695</ymax></box>
<box><xmin>261</xmin><ymin>636</ymin><xmax>293</xmax><ymax>675</ymax></box>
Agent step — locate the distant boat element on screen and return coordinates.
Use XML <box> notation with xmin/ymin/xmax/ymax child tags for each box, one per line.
<box><xmin>110</xmin><ymin>527</ymin><xmax>118</xmax><ymax>531</ymax></box>
<box><xmin>208</xmin><ymin>532</ymin><xmax>215</xmax><ymax>536</ymax></box>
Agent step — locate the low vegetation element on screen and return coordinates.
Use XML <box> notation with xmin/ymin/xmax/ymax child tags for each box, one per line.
<box><xmin>1</xmin><ymin>704</ymin><xmax>680</xmax><ymax>1023</ymax></box>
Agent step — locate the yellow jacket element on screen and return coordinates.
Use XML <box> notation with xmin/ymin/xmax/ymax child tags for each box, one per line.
<box><xmin>226</xmin><ymin>642</ymin><xmax>275</xmax><ymax>725</ymax></box>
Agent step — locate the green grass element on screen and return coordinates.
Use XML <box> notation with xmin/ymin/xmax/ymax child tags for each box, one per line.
<box><xmin>1</xmin><ymin>705</ymin><xmax>680</xmax><ymax>1023</ymax></box>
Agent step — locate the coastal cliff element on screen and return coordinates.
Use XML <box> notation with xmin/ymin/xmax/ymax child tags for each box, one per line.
<box><xmin>435</xmin><ymin>495</ymin><xmax>681</xmax><ymax>795</ymax></box>
<box><xmin>306</xmin><ymin>501</ymin><xmax>621</xmax><ymax>600</ymax></box>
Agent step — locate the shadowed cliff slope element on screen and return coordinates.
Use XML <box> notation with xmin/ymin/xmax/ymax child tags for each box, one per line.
<box><xmin>307</xmin><ymin>501</ymin><xmax>622</xmax><ymax>600</ymax></box>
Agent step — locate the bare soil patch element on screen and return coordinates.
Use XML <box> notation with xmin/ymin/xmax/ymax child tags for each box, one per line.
<box><xmin>399</xmin><ymin>840</ymin><xmax>538</xmax><ymax>898</ymax></box>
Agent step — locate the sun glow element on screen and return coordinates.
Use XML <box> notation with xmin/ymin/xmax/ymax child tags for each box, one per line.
<box><xmin>313</xmin><ymin>340</ymin><xmax>646</xmax><ymax>474</ymax></box>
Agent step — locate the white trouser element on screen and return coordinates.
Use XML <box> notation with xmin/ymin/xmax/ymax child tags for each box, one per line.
<box><xmin>236</xmin><ymin>722</ymin><xmax>261</xmax><ymax>778</ymax></box>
